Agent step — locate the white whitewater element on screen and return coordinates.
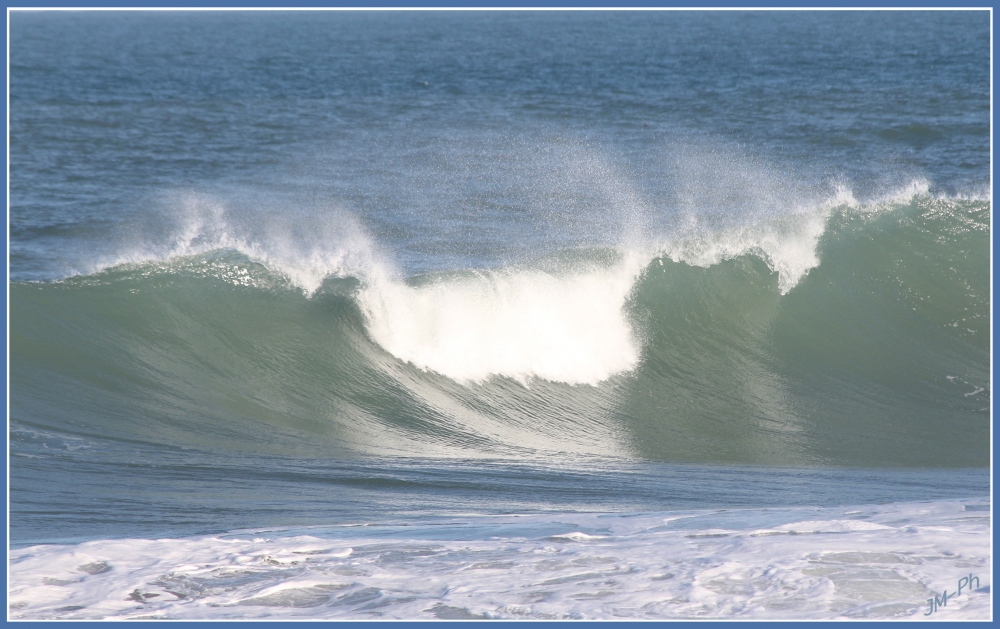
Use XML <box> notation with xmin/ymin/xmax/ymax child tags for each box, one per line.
<box><xmin>8</xmin><ymin>499</ymin><xmax>990</xmax><ymax>620</ymax></box>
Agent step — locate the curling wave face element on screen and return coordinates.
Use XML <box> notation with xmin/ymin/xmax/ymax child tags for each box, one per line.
<box><xmin>9</xmin><ymin>189</ymin><xmax>989</xmax><ymax>466</ymax></box>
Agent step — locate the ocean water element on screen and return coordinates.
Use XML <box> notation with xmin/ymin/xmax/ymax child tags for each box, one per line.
<box><xmin>7</xmin><ymin>10</ymin><xmax>991</xmax><ymax>620</ymax></box>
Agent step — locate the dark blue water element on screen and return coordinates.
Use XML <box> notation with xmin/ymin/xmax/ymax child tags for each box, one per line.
<box><xmin>11</xmin><ymin>11</ymin><xmax>989</xmax><ymax>280</ymax></box>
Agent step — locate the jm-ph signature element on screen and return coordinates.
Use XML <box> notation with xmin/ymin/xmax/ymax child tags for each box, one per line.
<box><xmin>924</xmin><ymin>573</ymin><xmax>985</xmax><ymax>615</ymax></box>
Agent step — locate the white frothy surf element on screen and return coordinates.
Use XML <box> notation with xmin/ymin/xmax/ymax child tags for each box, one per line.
<box><xmin>93</xmin><ymin>191</ymin><xmax>386</xmax><ymax>296</ymax></box>
<box><xmin>356</xmin><ymin>256</ymin><xmax>646</xmax><ymax>385</ymax></box>
<box><xmin>8</xmin><ymin>499</ymin><xmax>989</xmax><ymax>621</ymax></box>
<box><xmin>657</xmin><ymin>208</ymin><xmax>831</xmax><ymax>295</ymax></box>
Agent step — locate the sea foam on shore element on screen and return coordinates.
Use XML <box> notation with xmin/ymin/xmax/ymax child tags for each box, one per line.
<box><xmin>9</xmin><ymin>498</ymin><xmax>990</xmax><ymax>620</ymax></box>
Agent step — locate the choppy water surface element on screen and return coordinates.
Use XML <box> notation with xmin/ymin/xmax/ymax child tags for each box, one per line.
<box><xmin>8</xmin><ymin>10</ymin><xmax>991</xmax><ymax>620</ymax></box>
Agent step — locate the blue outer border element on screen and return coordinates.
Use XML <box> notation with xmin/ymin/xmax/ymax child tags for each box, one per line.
<box><xmin>3</xmin><ymin>3</ymin><xmax>994</xmax><ymax>629</ymax></box>
<box><xmin>2</xmin><ymin>2</ymin><xmax>995</xmax><ymax>7</ymax></box>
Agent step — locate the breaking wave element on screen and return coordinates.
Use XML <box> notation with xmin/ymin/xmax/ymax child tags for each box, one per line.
<box><xmin>9</xmin><ymin>187</ymin><xmax>990</xmax><ymax>466</ymax></box>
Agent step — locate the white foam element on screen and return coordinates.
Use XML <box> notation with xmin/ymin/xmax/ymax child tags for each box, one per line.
<box><xmin>547</xmin><ymin>532</ymin><xmax>609</xmax><ymax>542</ymax></box>
<box><xmin>90</xmin><ymin>191</ymin><xmax>387</xmax><ymax>296</ymax></box>
<box><xmin>8</xmin><ymin>499</ymin><xmax>989</xmax><ymax>620</ymax></box>
<box><xmin>650</xmin><ymin>178</ymin><xmax>970</xmax><ymax>294</ymax></box>
<box><xmin>657</xmin><ymin>208</ymin><xmax>829</xmax><ymax>294</ymax></box>
<box><xmin>891</xmin><ymin>178</ymin><xmax>932</xmax><ymax>202</ymax></box>
<box><xmin>356</xmin><ymin>257</ymin><xmax>645</xmax><ymax>385</ymax></box>
<box><xmin>751</xmin><ymin>520</ymin><xmax>895</xmax><ymax>535</ymax></box>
